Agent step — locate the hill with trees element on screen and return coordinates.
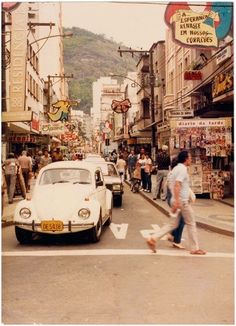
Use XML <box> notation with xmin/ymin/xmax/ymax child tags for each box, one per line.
<box><xmin>63</xmin><ymin>27</ymin><xmax>137</xmax><ymax>114</ymax></box>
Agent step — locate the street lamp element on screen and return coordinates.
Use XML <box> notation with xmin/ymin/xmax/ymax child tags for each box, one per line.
<box><xmin>28</xmin><ymin>32</ymin><xmax>73</xmax><ymax>46</ymax></box>
<box><xmin>28</xmin><ymin>32</ymin><xmax>73</xmax><ymax>61</ymax></box>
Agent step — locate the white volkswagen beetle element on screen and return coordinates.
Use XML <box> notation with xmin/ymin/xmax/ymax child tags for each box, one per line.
<box><xmin>14</xmin><ymin>161</ymin><xmax>113</xmax><ymax>244</ymax></box>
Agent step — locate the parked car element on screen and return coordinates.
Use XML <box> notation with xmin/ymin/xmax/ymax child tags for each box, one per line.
<box><xmin>84</xmin><ymin>157</ymin><xmax>106</xmax><ymax>163</ymax></box>
<box><xmin>90</xmin><ymin>161</ymin><xmax>124</xmax><ymax>207</ymax></box>
<box><xmin>14</xmin><ymin>161</ymin><xmax>113</xmax><ymax>244</ymax></box>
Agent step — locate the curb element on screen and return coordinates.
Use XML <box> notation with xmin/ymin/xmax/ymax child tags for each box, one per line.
<box><xmin>126</xmin><ymin>181</ymin><xmax>234</xmax><ymax>237</ymax></box>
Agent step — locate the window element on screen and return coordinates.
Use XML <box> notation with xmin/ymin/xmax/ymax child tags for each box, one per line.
<box><xmin>142</xmin><ymin>98</ymin><xmax>150</xmax><ymax>118</ymax></box>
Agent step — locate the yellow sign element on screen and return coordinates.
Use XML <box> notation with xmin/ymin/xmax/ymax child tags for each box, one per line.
<box><xmin>47</xmin><ymin>100</ymin><xmax>71</xmax><ymax>122</ymax></box>
<box><xmin>171</xmin><ymin>10</ymin><xmax>219</xmax><ymax>47</ymax></box>
<box><xmin>212</xmin><ymin>70</ymin><xmax>233</xmax><ymax>98</ymax></box>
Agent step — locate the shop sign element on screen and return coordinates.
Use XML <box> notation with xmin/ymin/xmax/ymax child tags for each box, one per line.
<box><xmin>165</xmin><ymin>3</ymin><xmax>233</xmax><ymax>48</ymax></box>
<box><xmin>40</xmin><ymin>122</ymin><xmax>65</xmax><ymax>135</ymax></box>
<box><xmin>8</xmin><ymin>134</ymin><xmax>37</xmax><ymax>143</ymax></box>
<box><xmin>138</xmin><ymin>138</ymin><xmax>151</xmax><ymax>144</ymax></box>
<box><xmin>168</xmin><ymin>109</ymin><xmax>194</xmax><ymax>118</ymax></box>
<box><xmin>31</xmin><ymin>112</ymin><xmax>40</xmax><ymax>132</ymax></box>
<box><xmin>111</xmin><ymin>99</ymin><xmax>131</xmax><ymax>114</ymax></box>
<box><xmin>216</xmin><ymin>45</ymin><xmax>232</xmax><ymax>65</ymax></box>
<box><xmin>47</xmin><ymin>100</ymin><xmax>71</xmax><ymax>122</ymax></box>
<box><xmin>60</xmin><ymin>132</ymin><xmax>78</xmax><ymax>142</ymax></box>
<box><xmin>184</xmin><ymin>71</ymin><xmax>202</xmax><ymax>80</ymax></box>
<box><xmin>212</xmin><ymin>70</ymin><xmax>233</xmax><ymax>98</ymax></box>
<box><xmin>172</xmin><ymin>118</ymin><xmax>230</xmax><ymax>128</ymax></box>
<box><xmin>9</xmin><ymin>2</ymin><xmax>28</xmax><ymax>112</ymax></box>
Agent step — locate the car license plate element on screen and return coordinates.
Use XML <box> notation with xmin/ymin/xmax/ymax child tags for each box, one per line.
<box><xmin>41</xmin><ymin>220</ymin><xmax>64</xmax><ymax>231</ymax></box>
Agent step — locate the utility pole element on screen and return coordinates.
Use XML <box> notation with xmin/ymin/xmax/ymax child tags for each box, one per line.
<box><xmin>47</xmin><ymin>74</ymin><xmax>74</xmax><ymax>112</ymax></box>
<box><xmin>118</xmin><ymin>47</ymin><xmax>156</xmax><ymax>156</ymax></box>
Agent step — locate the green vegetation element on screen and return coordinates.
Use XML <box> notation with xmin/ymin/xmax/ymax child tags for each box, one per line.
<box><xmin>63</xmin><ymin>27</ymin><xmax>137</xmax><ymax>114</ymax></box>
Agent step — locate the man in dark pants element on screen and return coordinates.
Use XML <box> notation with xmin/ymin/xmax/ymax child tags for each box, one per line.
<box><xmin>153</xmin><ymin>145</ymin><xmax>170</xmax><ymax>200</ymax></box>
<box><xmin>2</xmin><ymin>153</ymin><xmax>19</xmax><ymax>204</ymax></box>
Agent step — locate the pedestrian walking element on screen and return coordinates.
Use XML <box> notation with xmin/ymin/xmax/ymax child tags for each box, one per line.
<box><xmin>127</xmin><ymin>150</ymin><xmax>137</xmax><ymax>180</ymax></box>
<box><xmin>110</xmin><ymin>149</ymin><xmax>117</xmax><ymax>164</ymax></box>
<box><xmin>166</xmin><ymin>156</ymin><xmax>185</xmax><ymax>249</ymax></box>
<box><xmin>18</xmin><ymin>150</ymin><xmax>32</xmax><ymax>192</ymax></box>
<box><xmin>116</xmin><ymin>154</ymin><xmax>126</xmax><ymax>183</ymax></box>
<box><xmin>39</xmin><ymin>149</ymin><xmax>52</xmax><ymax>169</ymax></box>
<box><xmin>153</xmin><ymin>145</ymin><xmax>170</xmax><ymax>200</ymax></box>
<box><xmin>138</xmin><ymin>153</ymin><xmax>147</xmax><ymax>190</ymax></box>
<box><xmin>33</xmin><ymin>151</ymin><xmax>42</xmax><ymax>178</ymax></box>
<box><xmin>52</xmin><ymin>148</ymin><xmax>63</xmax><ymax>162</ymax></box>
<box><xmin>2</xmin><ymin>153</ymin><xmax>19</xmax><ymax>204</ymax></box>
<box><xmin>130</xmin><ymin>162</ymin><xmax>141</xmax><ymax>193</ymax></box>
<box><xmin>122</xmin><ymin>148</ymin><xmax>129</xmax><ymax>180</ymax></box>
<box><xmin>144</xmin><ymin>153</ymin><xmax>152</xmax><ymax>192</ymax></box>
<box><xmin>146</xmin><ymin>150</ymin><xmax>206</xmax><ymax>255</ymax></box>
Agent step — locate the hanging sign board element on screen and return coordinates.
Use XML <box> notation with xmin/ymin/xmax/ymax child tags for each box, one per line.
<box><xmin>165</xmin><ymin>2</ymin><xmax>233</xmax><ymax>48</ymax></box>
<box><xmin>168</xmin><ymin>109</ymin><xmax>194</xmax><ymax>118</ymax></box>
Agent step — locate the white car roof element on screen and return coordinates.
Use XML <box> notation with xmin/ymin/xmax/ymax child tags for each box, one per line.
<box><xmin>39</xmin><ymin>161</ymin><xmax>102</xmax><ymax>174</ymax></box>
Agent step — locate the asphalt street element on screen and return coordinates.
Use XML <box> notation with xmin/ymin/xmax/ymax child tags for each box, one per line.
<box><xmin>2</xmin><ymin>184</ymin><xmax>234</xmax><ymax>324</ymax></box>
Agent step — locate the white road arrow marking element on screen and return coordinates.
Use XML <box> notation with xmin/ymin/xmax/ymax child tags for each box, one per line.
<box><xmin>140</xmin><ymin>224</ymin><xmax>169</xmax><ymax>240</ymax></box>
<box><xmin>140</xmin><ymin>224</ymin><xmax>186</xmax><ymax>241</ymax></box>
<box><xmin>109</xmin><ymin>223</ymin><xmax>128</xmax><ymax>239</ymax></box>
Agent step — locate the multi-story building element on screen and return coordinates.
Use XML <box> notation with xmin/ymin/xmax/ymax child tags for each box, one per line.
<box><xmin>2</xmin><ymin>2</ymin><xmax>68</xmax><ymax>159</ymax></box>
<box><xmin>163</xmin><ymin>26</ymin><xmax>234</xmax><ymax>197</ymax></box>
<box><xmin>91</xmin><ymin>77</ymin><xmax>124</xmax><ymax>154</ymax></box>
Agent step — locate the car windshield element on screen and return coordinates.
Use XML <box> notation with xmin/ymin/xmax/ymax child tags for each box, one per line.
<box><xmin>39</xmin><ymin>168</ymin><xmax>92</xmax><ymax>185</ymax></box>
<box><xmin>99</xmin><ymin>163</ymin><xmax>118</xmax><ymax>176</ymax></box>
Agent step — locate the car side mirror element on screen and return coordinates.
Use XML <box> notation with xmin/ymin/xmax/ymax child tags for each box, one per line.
<box><xmin>96</xmin><ymin>180</ymin><xmax>103</xmax><ymax>187</ymax></box>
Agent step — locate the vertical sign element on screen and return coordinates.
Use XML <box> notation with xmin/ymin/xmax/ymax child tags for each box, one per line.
<box><xmin>9</xmin><ymin>2</ymin><xmax>28</xmax><ymax>112</ymax></box>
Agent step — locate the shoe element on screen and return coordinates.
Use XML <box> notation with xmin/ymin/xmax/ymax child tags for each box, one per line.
<box><xmin>146</xmin><ymin>238</ymin><xmax>156</xmax><ymax>253</ymax></box>
<box><xmin>8</xmin><ymin>201</ymin><xmax>13</xmax><ymax>204</ymax></box>
<box><xmin>147</xmin><ymin>190</ymin><xmax>151</xmax><ymax>193</ymax></box>
<box><xmin>190</xmin><ymin>249</ymin><xmax>206</xmax><ymax>255</ymax></box>
<box><xmin>173</xmin><ymin>243</ymin><xmax>185</xmax><ymax>249</ymax></box>
<box><xmin>153</xmin><ymin>197</ymin><xmax>157</xmax><ymax>200</ymax></box>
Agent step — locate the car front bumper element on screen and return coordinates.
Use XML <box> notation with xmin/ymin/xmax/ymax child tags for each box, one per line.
<box><xmin>15</xmin><ymin>221</ymin><xmax>95</xmax><ymax>234</ymax></box>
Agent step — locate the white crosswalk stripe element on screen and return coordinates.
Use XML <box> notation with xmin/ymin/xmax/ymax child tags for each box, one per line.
<box><xmin>2</xmin><ymin>249</ymin><xmax>234</xmax><ymax>258</ymax></box>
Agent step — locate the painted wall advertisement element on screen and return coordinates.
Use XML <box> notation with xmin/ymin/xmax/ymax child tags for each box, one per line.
<box><xmin>165</xmin><ymin>2</ymin><xmax>233</xmax><ymax>48</ymax></box>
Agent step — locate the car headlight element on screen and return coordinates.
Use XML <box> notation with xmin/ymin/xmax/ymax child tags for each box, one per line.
<box><xmin>78</xmin><ymin>208</ymin><xmax>90</xmax><ymax>219</ymax></box>
<box><xmin>19</xmin><ymin>208</ymin><xmax>31</xmax><ymax>219</ymax></box>
<box><xmin>113</xmin><ymin>184</ymin><xmax>121</xmax><ymax>191</ymax></box>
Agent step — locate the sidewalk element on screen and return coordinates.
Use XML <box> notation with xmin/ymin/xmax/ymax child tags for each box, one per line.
<box><xmin>126</xmin><ymin>180</ymin><xmax>234</xmax><ymax>237</ymax></box>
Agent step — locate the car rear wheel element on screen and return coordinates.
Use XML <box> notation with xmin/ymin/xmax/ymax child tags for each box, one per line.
<box><xmin>15</xmin><ymin>226</ymin><xmax>33</xmax><ymax>244</ymax></box>
<box><xmin>90</xmin><ymin>214</ymin><xmax>102</xmax><ymax>242</ymax></box>
<box><xmin>114</xmin><ymin>195</ymin><xmax>122</xmax><ymax>207</ymax></box>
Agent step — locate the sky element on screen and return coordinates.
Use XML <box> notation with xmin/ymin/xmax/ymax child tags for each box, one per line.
<box><xmin>61</xmin><ymin>1</ymin><xmax>167</xmax><ymax>49</ymax></box>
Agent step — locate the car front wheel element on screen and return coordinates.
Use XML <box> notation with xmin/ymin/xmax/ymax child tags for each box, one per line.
<box><xmin>15</xmin><ymin>226</ymin><xmax>33</xmax><ymax>244</ymax></box>
<box><xmin>90</xmin><ymin>214</ymin><xmax>102</xmax><ymax>242</ymax></box>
